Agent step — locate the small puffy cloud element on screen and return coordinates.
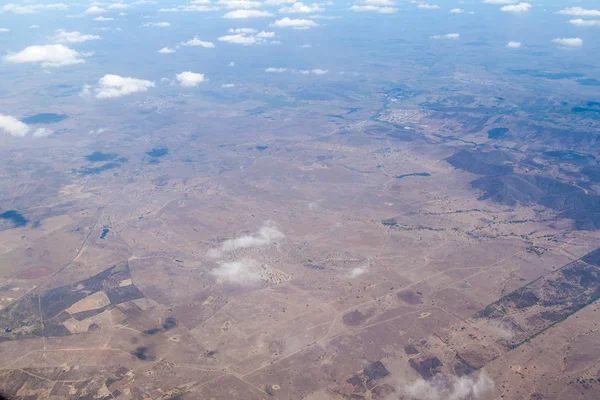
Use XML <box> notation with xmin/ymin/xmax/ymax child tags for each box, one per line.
<box><xmin>30</xmin><ymin>25</ymin><xmax>40</xmax><ymax>29</ymax></box>
<box><xmin>500</xmin><ymin>2</ymin><xmax>531</xmax><ymax>13</ymax></box>
<box><xmin>32</xmin><ymin>128</ymin><xmax>53</xmax><ymax>137</ymax></box>
<box><xmin>142</xmin><ymin>22</ymin><xmax>170</xmax><ymax>27</ymax></box>
<box><xmin>158</xmin><ymin>47</ymin><xmax>176</xmax><ymax>53</ymax></box>
<box><xmin>175</xmin><ymin>71</ymin><xmax>207</xmax><ymax>87</ymax></box>
<box><xmin>449</xmin><ymin>8</ymin><xmax>463</xmax><ymax>13</ymax></box>
<box><xmin>569</xmin><ymin>19</ymin><xmax>600</xmax><ymax>27</ymax></box>
<box><xmin>52</xmin><ymin>30</ymin><xmax>101</xmax><ymax>43</ymax></box>
<box><xmin>85</xmin><ymin>6</ymin><xmax>106</xmax><ymax>14</ymax></box>
<box><xmin>94</xmin><ymin>16</ymin><xmax>114</xmax><ymax>21</ymax></box>
<box><xmin>212</xmin><ymin>259</ymin><xmax>263</xmax><ymax>285</ymax></box>
<box><xmin>219</xmin><ymin>33</ymin><xmax>259</xmax><ymax>45</ymax></box>
<box><xmin>270</xmin><ymin>17</ymin><xmax>318</xmax><ymax>28</ymax></box>
<box><xmin>229</xmin><ymin>27</ymin><xmax>257</xmax><ymax>33</ymax></box>
<box><xmin>350</xmin><ymin>4</ymin><xmax>396</xmax><ymax>13</ymax></box>
<box><xmin>0</xmin><ymin>115</ymin><xmax>31</xmax><ymax>137</ymax></box>
<box><xmin>431</xmin><ymin>33</ymin><xmax>459</xmax><ymax>40</ymax></box>
<box><xmin>557</xmin><ymin>7</ymin><xmax>600</xmax><ymax>17</ymax></box>
<box><xmin>108</xmin><ymin>3</ymin><xmax>130</xmax><ymax>9</ymax></box>
<box><xmin>257</xmin><ymin>30</ymin><xmax>275</xmax><ymax>38</ymax></box>
<box><xmin>418</xmin><ymin>3</ymin><xmax>439</xmax><ymax>10</ymax></box>
<box><xmin>181</xmin><ymin>36</ymin><xmax>216</xmax><ymax>47</ymax></box>
<box><xmin>223</xmin><ymin>9</ymin><xmax>274</xmax><ymax>18</ymax></box>
<box><xmin>86</xmin><ymin>74</ymin><xmax>155</xmax><ymax>99</ymax></box>
<box><xmin>160</xmin><ymin>4</ymin><xmax>217</xmax><ymax>12</ymax></box>
<box><xmin>228</xmin><ymin>61</ymin><xmax>236</xmax><ymax>67</ymax></box>
<box><xmin>348</xmin><ymin>267</ymin><xmax>367</xmax><ymax>278</ymax></box>
<box><xmin>0</xmin><ymin>28</ymin><xmax>9</xmax><ymax>33</ymax></box>
<box><xmin>218</xmin><ymin>0</ymin><xmax>263</xmax><ymax>9</ymax></box>
<box><xmin>300</xmin><ymin>43</ymin><xmax>312</xmax><ymax>48</ymax></box>
<box><xmin>1</xmin><ymin>3</ymin><xmax>67</xmax><ymax>14</ymax></box>
<box><xmin>5</xmin><ymin>44</ymin><xmax>85</xmax><ymax>67</ymax></box>
<box><xmin>552</xmin><ymin>37</ymin><xmax>583</xmax><ymax>47</ymax></box>
<box><xmin>483</xmin><ymin>0</ymin><xmax>517</xmax><ymax>3</ymax></box>
<box><xmin>279</xmin><ymin>2</ymin><xmax>324</xmax><ymax>14</ymax></box>
<box><xmin>207</xmin><ymin>221</ymin><xmax>284</xmax><ymax>258</ymax></box>
<box><xmin>506</xmin><ymin>41</ymin><xmax>521</xmax><ymax>48</ymax></box>
<box><xmin>222</xmin><ymin>83</ymin><xmax>235</xmax><ymax>88</ymax></box>
<box><xmin>403</xmin><ymin>372</ymin><xmax>494</xmax><ymax>400</ymax></box>
<box><xmin>265</xmin><ymin>67</ymin><xmax>287</xmax><ymax>72</ymax></box>
<box><xmin>298</xmin><ymin>68</ymin><xmax>328</xmax><ymax>75</ymax></box>
<box><xmin>265</xmin><ymin>0</ymin><xmax>295</xmax><ymax>4</ymax></box>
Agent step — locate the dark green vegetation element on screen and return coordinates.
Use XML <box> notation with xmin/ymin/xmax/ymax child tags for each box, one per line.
<box><xmin>508</xmin><ymin>69</ymin><xmax>584</xmax><ymax>80</ymax></box>
<box><xmin>0</xmin><ymin>263</ymin><xmax>143</xmax><ymax>342</ymax></box>
<box><xmin>487</xmin><ymin>127</ymin><xmax>509</xmax><ymax>139</ymax></box>
<box><xmin>85</xmin><ymin>152</ymin><xmax>126</xmax><ymax>163</ymax></box>
<box><xmin>76</xmin><ymin>162</ymin><xmax>121</xmax><ymax>176</ymax></box>
<box><xmin>447</xmin><ymin>149</ymin><xmax>600</xmax><ymax>230</ymax></box>
<box><xmin>100</xmin><ymin>227</ymin><xmax>109</xmax><ymax>239</ymax></box>
<box><xmin>578</xmin><ymin>79</ymin><xmax>600</xmax><ymax>86</ymax></box>
<box><xmin>0</xmin><ymin>210</ymin><xmax>28</xmax><ymax>228</ymax></box>
<box><xmin>146</xmin><ymin>147</ymin><xmax>168</xmax><ymax>158</ymax></box>
<box><xmin>22</xmin><ymin>113</ymin><xmax>67</xmax><ymax>124</ymax></box>
<box><xmin>473</xmin><ymin>248</ymin><xmax>600</xmax><ymax>350</ymax></box>
<box><xmin>395</xmin><ymin>172</ymin><xmax>431</xmax><ymax>179</ymax></box>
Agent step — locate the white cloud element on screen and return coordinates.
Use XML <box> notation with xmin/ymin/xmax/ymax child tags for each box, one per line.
<box><xmin>348</xmin><ymin>267</ymin><xmax>367</xmax><ymax>278</ymax></box>
<box><xmin>219</xmin><ymin>33</ymin><xmax>259</xmax><ymax>45</ymax></box>
<box><xmin>222</xmin><ymin>83</ymin><xmax>235</xmax><ymax>88</ymax></box>
<box><xmin>218</xmin><ymin>0</ymin><xmax>263</xmax><ymax>9</ymax></box>
<box><xmin>142</xmin><ymin>22</ymin><xmax>170</xmax><ymax>27</ymax></box>
<box><xmin>279</xmin><ymin>2</ymin><xmax>324</xmax><ymax>14</ymax></box>
<box><xmin>270</xmin><ymin>17</ymin><xmax>318</xmax><ymax>28</ymax></box>
<box><xmin>1</xmin><ymin>3</ymin><xmax>67</xmax><ymax>14</ymax></box>
<box><xmin>108</xmin><ymin>3</ymin><xmax>130</xmax><ymax>9</ymax></box>
<box><xmin>212</xmin><ymin>259</ymin><xmax>263</xmax><ymax>285</ymax></box>
<box><xmin>359</xmin><ymin>0</ymin><xmax>393</xmax><ymax>5</ymax></box>
<box><xmin>265</xmin><ymin>67</ymin><xmax>287</xmax><ymax>72</ymax></box>
<box><xmin>207</xmin><ymin>221</ymin><xmax>284</xmax><ymax>258</ymax></box>
<box><xmin>265</xmin><ymin>0</ymin><xmax>295</xmax><ymax>4</ymax></box>
<box><xmin>158</xmin><ymin>47</ymin><xmax>176</xmax><ymax>53</ymax></box>
<box><xmin>33</xmin><ymin>128</ymin><xmax>53</xmax><ymax>137</ymax></box>
<box><xmin>500</xmin><ymin>2</ymin><xmax>531</xmax><ymax>13</ymax></box>
<box><xmin>482</xmin><ymin>0</ymin><xmax>517</xmax><ymax>3</ymax></box>
<box><xmin>85</xmin><ymin>6</ymin><xmax>106</xmax><ymax>14</ymax></box>
<box><xmin>94</xmin><ymin>16</ymin><xmax>114</xmax><ymax>21</ymax></box>
<box><xmin>175</xmin><ymin>71</ymin><xmax>207</xmax><ymax>87</ymax></box>
<box><xmin>300</xmin><ymin>43</ymin><xmax>312</xmax><ymax>48</ymax></box>
<box><xmin>229</xmin><ymin>27</ymin><xmax>257</xmax><ymax>33</ymax></box>
<box><xmin>223</xmin><ymin>9</ymin><xmax>273</xmax><ymax>18</ymax></box>
<box><xmin>29</xmin><ymin>25</ymin><xmax>40</xmax><ymax>29</ymax></box>
<box><xmin>5</xmin><ymin>44</ymin><xmax>85</xmax><ymax>67</ymax></box>
<box><xmin>181</xmin><ymin>36</ymin><xmax>216</xmax><ymax>47</ymax></box>
<box><xmin>431</xmin><ymin>33</ymin><xmax>460</xmax><ymax>40</ymax></box>
<box><xmin>404</xmin><ymin>372</ymin><xmax>494</xmax><ymax>400</ymax></box>
<box><xmin>506</xmin><ymin>41</ymin><xmax>521</xmax><ymax>48</ymax></box>
<box><xmin>552</xmin><ymin>37</ymin><xmax>583</xmax><ymax>47</ymax></box>
<box><xmin>418</xmin><ymin>3</ymin><xmax>439</xmax><ymax>10</ymax></box>
<box><xmin>0</xmin><ymin>115</ymin><xmax>31</xmax><ymax>137</ymax></box>
<box><xmin>569</xmin><ymin>19</ymin><xmax>600</xmax><ymax>27</ymax></box>
<box><xmin>87</xmin><ymin>74</ymin><xmax>155</xmax><ymax>99</ymax></box>
<box><xmin>298</xmin><ymin>68</ymin><xmax>328</xmax><ymax>75</ymax></box>
<box><xmin>228</xmin><ymin>61</ymin><xmax>236</xmax><ymax>67</ymax></box>
<box><xmin>557</xmin><ymin>7</ymin><xmax>600</xmax><ymax>17</ymax></box>
<box><xmin>350</xmin><ymin>5</ymin><xmax>397</xmax><ymax>13</ymax></box>
<box><xmin>160</xmin><ymin>4</ymin><xmax>217</xmax><ymax>12</ymax></box>
<box><xmin>256</xmin><ymin>31</ymin><xmax>275</xmax><ymax>38</ymax></box>
<box><xmin>52</xmin><ymin>30</ymin><xmax>101</xmax><ymax>43</ymax></box>
<box><xmin>449</xmin><ymin>8</ymin><xmax>463</xmax><ymax>13</ymax></box>
<box><xmin>0</xmin><ymin>28</ymin><xmax>9</xmax><ymax>33</ymax></box>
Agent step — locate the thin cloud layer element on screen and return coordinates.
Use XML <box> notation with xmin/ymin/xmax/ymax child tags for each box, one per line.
<box><xmin>218</xmin><ymin>30</ymin><xmax>276</xmax><ymax>45</ymax></box>
<box><xmin>181</xmin><ymin>36</ymin><xmax>216</xmax><ymax>47</ymax></box>
<box><xmin>223</xmin><ymin>9</ymin><xmax>273</xmax><ymax>18</ymax></box>
<box><xmin>52</xmin><ymin>30</ymin><xmax>101</xmax><ymax>43</ymax></box>
<box><xmin>270</xmin><ymin>17</ymin><xmax>318</xmax><ymax>28</ymax></box>
<box><xmin>212</xmin><ymin>259</ymin><xmax>263</xmax><ymax>285</ymax></box>
<box><xmin>570</xmin><ymin>19</ymin><xmax>600</xmax><ymax>27</ymax></box>
<box><xmin>279</xmin><ymin>2</ymin><xmax>324</xmax><ymax>14</ymax></box>
<box><xmin>85</xmin><ymin>74</ymin><xmax>156</xmax><ymax>99</ymax></box>
<box><xmin>175</xmin><ymin>71</ymin><xmax>207</xmax><ymax>87</ymax></box>
<box><xmin>506</xmin><ymin>41</ymin><xmax>521</xmax><ymax>48</ymax></box>
<box><xmin>5</xmin><ymin>44</ymin><xmax>85</xmax><ymax>67</ymax></box>
<box><xmin>552</xmin><ymin>37</ymin><xmax>583</xmax><ymax>47</ymax></box>
<box><xmin>207</xmin><ymin>221</ymin><xmax>284</xmax><ymax>258</ymax></box>
<box><xmin>431</xmin><ymin>33</ymin><xmax>460</xmax><ymax>40</ymax></box>
<box><xmin>1</xmin><ymin>3</ymin><xmax>67</xmax><ymax>14</ymax></box>
<box><xmin>557</xmin><ymin>7</ymin><xmax>600</xmax><ymax>17</ymax></box>
<box><xmin>500</xmin><ymin>2</ymin><xmax>531</xmax><ymax>13</ymax></box>
<box><xmin>404</xmin><ymin>373</ymin><xmax>494</xmax><ymax>400</ymax></box>
<box><xmin>142</xmin><ymin>22</ymin><xmax>170</xmax><ymax>27</ymax></box>
<box><xmin>158</xmin><ymin>47</ymin><xmax>176</xmax><ymax>53</ymax></box>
